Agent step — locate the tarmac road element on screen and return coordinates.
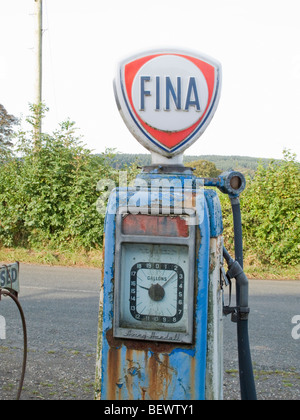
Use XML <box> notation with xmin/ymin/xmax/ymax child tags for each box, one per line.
<box><xmin>0</xmin><ymin>264</ymin><xmax>299</xmax><ymax>400</ymax></box>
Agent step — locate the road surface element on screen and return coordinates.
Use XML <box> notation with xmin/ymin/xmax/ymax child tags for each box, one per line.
<box><xmin>0</xmin><ymin>264</ymin><xmax>299</xmax><ymax>400</ymax></box>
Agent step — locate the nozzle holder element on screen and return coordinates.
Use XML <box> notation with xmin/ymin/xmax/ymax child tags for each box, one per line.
<box><xmin>218</xmin><ymin>171</ymin><xmax>246</xmax><ymax>197</ymax></box>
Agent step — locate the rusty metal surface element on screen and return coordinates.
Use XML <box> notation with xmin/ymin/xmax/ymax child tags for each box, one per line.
<box><xmin>104</xmin><ymin>327</ymin><xmax>199</xmax><ymax>400</ymax></box>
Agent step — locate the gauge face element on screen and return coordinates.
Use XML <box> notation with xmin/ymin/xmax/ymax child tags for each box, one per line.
<box><xmin>117</xmin><ymin>243</ymin><xmax>192</xmax><ymax>339</ymax></box>
<box><xmin>130</xmin><ymin>262</ymin><xmax>184</xmax><ymax>324</ymax></box>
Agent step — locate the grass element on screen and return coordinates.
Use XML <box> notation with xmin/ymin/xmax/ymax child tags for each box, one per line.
<box><xmin>0</xmin><ymin>246</ymin><xmax>299</xmax><ymax>280</ymax></box>
<box><xmin>243</xmin><ymin>253</ymin><xmax>300</xmax><ymax>280</ymax></box>
<box><xmin>0</xmin><ymin>246</ymin><xmax>103</xmax><ymax>269</ymax></box>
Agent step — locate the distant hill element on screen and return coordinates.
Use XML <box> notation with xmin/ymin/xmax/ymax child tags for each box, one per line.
<box><xmin>184</xmin><ymin>155</ymin><xmax>273</xmax><ymax>175</ymax></box>
<box><xmin>107</xmin><ymin>153</ymin><xmax>273</xmax><ymax>175</ymax></box>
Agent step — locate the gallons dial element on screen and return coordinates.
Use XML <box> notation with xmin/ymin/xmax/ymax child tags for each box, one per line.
<box><xmin>130</xmin><ymin>262</ymin><xmax>184</xmax><ymax>324</ymax></box>
<box><xmin>118</xmin><ymin>243</ymin><xmax>190</xmax><ymax>334</ymax></box>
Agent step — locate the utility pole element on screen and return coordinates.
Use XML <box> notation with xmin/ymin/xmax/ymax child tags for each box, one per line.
<box><xmin>34</xmin><ymin>0</ymin><xmax>43</xmax><ymax>141</ymax></box>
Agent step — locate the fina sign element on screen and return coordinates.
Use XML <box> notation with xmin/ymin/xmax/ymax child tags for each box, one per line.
<box><xmin>114</xmin><ymin>49</ymin><xmax>222</xmax><ymax>157</ymax></box>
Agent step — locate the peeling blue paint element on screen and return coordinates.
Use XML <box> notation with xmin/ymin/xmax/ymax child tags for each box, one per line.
<box><xmin>169</xmin><ymin>347</ymin><xmax>196</xmax><ymax>357</ymax></box>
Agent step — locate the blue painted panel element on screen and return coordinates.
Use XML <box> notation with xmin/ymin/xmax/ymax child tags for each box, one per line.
<box><xmin>99</xmin><ymin>182</ymin><xmax>222</xmax><ymax>400</ymax></box>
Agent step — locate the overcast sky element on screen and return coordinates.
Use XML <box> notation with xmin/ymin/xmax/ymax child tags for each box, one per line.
<box><xmin>1</xmin><ymin>0</ymin><xmax>299</xmax><ymax>159</ymax></box>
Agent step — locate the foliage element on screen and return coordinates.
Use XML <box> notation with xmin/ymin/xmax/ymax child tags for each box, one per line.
<box><xmin>218</xmin><ymin>150</ymin><xmax>300</xmax><ymax>266</ymax></box>
<box><xmin>0</xmin><ymin>105</ymin><xmax>298</xmax><ymax>268</ymax></box>
<box><xmin>0</xmin><ymin>104</ymin><xmax>19</xmax><ymax>160</ymax></box>
<box><xmin>0</xmin><ymin>104</ymin><xmax>118</xmax><ymax>250</ymax></box>
<box><xmin>185</xmin><ymin>159</ymin><xmax>222</xmax><ymax>177</ymax></box>
<box><xmin>242</xmin><ymin>150</ymin><xmax>299</xmax><ymax>266</ymax></box>
<box><xmin>184</xmin><ymin>154</ymin><xmax>272</xmax><ymax>175</ymax></box>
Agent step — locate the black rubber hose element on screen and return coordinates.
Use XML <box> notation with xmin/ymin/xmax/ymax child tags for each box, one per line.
<box><xmin>223</xmin><ymin>246</ymin><xmax>234</xmax><ymax>267</ymax></box>
<box><xmin>237</xmin><ymin>318</ymin><xmax>257</xmax><ymax>400</ymax></box>
<box><xmin>0</xmin><ymin>289</ymin><xmax>27</xmax><ymax>400</ymax></box>
<box><xmin>230</xmin><ymin>197</ymin><xmax>244</xmax><ymax>269</ymax></box>
<box><xmin>228</xmin><ymin>197</ymin><xmax>257</xmax><ymax>400</ymax></box>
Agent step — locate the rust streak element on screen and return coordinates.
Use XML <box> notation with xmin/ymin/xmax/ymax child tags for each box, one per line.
<box><xmin>190</xmin><ymin>354</ymin><xmax>196</xmax><ymax>400</ymax></box>
<box><xmin>125</xmin><ymin>349</ymin><xmax>134</xmax><ymax>400</ymax></box>
<box><xmin>148</xmin><ymin>353</ymin><xmax>159</xmax><ymax>400</ymax></box>
<box><xmin>141</xmin><ymin>386</ymin><xmax>147</xmax><ymax>400</ymax></box>
<box><xmin>147</xmin><ymin>353</ymin><xmax>175</xmax><ymax>400</ymax></box>
<box><xmin>107</xmin><ymin>347</ymin><xmax>121</xmax><ymax>400</ymax></box>
<box><xmin>162</xmin><ymin>355</ymin><xmax>172</xmax><ymax>400</ymax></box>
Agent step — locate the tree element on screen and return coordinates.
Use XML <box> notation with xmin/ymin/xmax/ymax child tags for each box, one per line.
<box><xmin>0</xmin><ymin>104</ymin><xmax>18</xmax><ymax>154</ymax></box>
<box><xmin>186</xmin><ymin>159</ymin><xmax>222</xmax><ymax>177</ymax></box>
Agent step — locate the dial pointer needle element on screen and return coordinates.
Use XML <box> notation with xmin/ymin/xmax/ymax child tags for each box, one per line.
<box><xmin>162</xmin><ymin>272</ymin><xmax>177</xmax><ymax>288</ymax></box>
<box><xmin>138</xmin><ymin>285</ymin><xmax>150</xmax><ymax>291</ymax></box>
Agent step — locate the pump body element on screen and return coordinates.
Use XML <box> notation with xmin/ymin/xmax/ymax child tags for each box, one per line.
<box><xmin>96</xmin><ymin>169</ymin><xmax>225</xmax><ymax>400</ymax></box>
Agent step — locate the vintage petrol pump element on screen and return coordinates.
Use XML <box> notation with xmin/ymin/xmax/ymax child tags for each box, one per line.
<box><xmin>95</xmin><ymin>49</ymin><xmax>256</xmax><ymax>400</ymax></box>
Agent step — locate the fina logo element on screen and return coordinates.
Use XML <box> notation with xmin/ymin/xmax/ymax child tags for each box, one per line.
<box><xmin>115</xmin><ymin>49</ymin><xmax>222</xmax><ymax>157</ymax></box>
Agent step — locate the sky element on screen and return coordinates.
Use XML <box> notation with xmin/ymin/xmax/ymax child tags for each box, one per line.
<box><xmin>0</xmin><ymin>0</ymin><xmax>299</xmax><ymax>160</ymax></box>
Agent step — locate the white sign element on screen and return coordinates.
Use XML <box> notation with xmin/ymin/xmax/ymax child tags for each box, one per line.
<box><xmin>114</xmin><ymin>49</ymin><xmax>222</xmax><ymax>158</ymax></box>
<box><xmin>0</xmin><ymin>262</ymin><xmax>19</xmax><ymax>293</ymax></box>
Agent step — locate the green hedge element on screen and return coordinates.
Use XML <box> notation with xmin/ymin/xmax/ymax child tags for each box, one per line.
<box><xmin>219</xmin><ymin>150</ymin><xmax>299</xmax><ymax>266</ymax></box>
<box><xmin>0</xmin><ymin>106</ymin><xmax>119</xmax><ymax>250</ymax></box>
<box><xmin>0</xmin><ymin>106</ymin><xmax>299</xmax><ymax>266</ymax></box>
